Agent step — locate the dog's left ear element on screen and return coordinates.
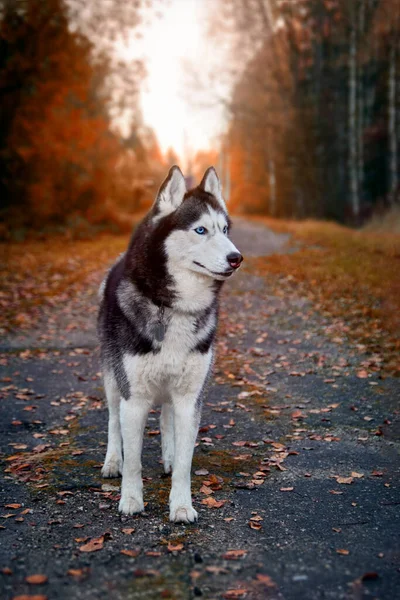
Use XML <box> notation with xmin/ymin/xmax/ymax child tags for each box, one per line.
<box><xmin>200</xmin><ymin>167</ymin><xmax>227</xmax><ymax>212</ymax></box>
<box><xmin>153</xmin><ymin>165</ymin><xmax>186</xmax><ymax>218</ymax></box>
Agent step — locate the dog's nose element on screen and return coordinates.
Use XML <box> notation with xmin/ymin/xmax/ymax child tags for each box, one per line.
<box><xmin>227</xmin><ymin>252</ymin><xmax>243</xmax><ymax>269</ymax></box>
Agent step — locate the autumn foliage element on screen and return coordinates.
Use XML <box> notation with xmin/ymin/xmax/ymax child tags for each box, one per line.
<box><xmin>0</xmin><ymin>0</ymin><xmax>160</xmax><ymax>237</ymax></box>
<box><xmin>216</xmin><ymin>0</ymin><xmax>400</xmax><ymax>223</ymax></box>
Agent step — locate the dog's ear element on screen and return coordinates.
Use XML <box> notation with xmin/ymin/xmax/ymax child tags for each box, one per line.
<box><xmin>153</xmin><ymin>165</ymin><xmax>186</xmax><ymax>217</ymax></box>
<box><xmin>200</xmin><ymin>167</ymin><xmax>227</xmax><ymax>211</ymax></box>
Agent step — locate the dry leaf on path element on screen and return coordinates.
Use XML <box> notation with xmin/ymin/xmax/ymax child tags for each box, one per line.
<box><xmin>201</xmin><ymin>497</ymin><xmax>226</xmax><ymax>508</ymax></box>
<box><xmin>120</xmin><ymin>549</ymin><xmax>140</xmax><ymax>557</ymax></box>
<box><xmin>26</xmin><ymin>574</ymin><xmax>48</xmax><ymax>584</ymax></box>
<box><xmin>223</xmin><ymin>590</ymin><xmax>248</xmax><ymax>599</ymax></box>
<box><xmin>335</xmin><ymin>477</ymin><xmax>354</xmax><ymax>484</ymax></box>
<box><xmin>167</xmin><ymin>543</ymin><xmax>183</xmax><ymax>552</ymax></box>
<box><xmin>79</xmin><ymin>536</ymin><xmax>104</xmax><ymax>553</ymax></box>
<box><xmin>222</xmin><ymin>549</ymin><xmax>247</xmax><ymax>560</ymax></box>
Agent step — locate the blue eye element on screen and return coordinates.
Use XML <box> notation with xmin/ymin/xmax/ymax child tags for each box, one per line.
<box><xmin>194</xmin><ymin>226</ymin><xmax>206</xmax><ymax>235</ymax></box>
<box><xmin>223</xmin><ymin>225</ymin><xmax>228</xmax><ymax>234</ymax></box>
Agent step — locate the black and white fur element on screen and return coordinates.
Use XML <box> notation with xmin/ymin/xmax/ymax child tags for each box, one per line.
<box><xmin>98</xmin><ymin>166</ymin><xmax>242</xmax><ymax>523</ymax></box>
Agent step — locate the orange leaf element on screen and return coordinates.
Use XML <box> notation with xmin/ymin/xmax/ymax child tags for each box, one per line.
<box><xmin>120</xmin><ymin>549</ymin><xmax>140</xmax><ymax>557</ymax></box>
<box><xmin>222</xmin><ymin>549</ymin><xmax>247</xmax><ymax>560</ymax></box>
<box><xmin>167</xmin><ymin>543</ymin><xmax>183</xmax><ymax>552</ymax></box>
<box><xmin>335</xmin><ymin>477</ymin><xmax>353</xmax><ymax>484</ymax></box>
<box><xmin>79</xmin><ymin>536</ymin><xmax>104</xmax><ymax>553</ymax></box>
<box><xmin>223</xmin><ymin>590</ymin><xmax>248</xmax><ymax>599</ymax></box>
<box><xmin>256</xmin><ymin>574</ymin><xmax>275</xmax><ymax>587</ymax></box>
<box><xmin>13</xmin><ymin>596</ymin><xmax>48</xmax><ymax>600</ymax></box>
<box><xmin>26</xmin><ymin>574</ymin><xmax>48</xmax><ymax>584</ymax></box>
<box><xmin>201</xmin><ymin>497</ymin><xmax>226</xmax><ymax>508</ymax></box>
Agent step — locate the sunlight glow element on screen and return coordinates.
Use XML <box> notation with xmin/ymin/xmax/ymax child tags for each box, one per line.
<box><xmin>119</xmin><ymin>0</ymin><xmax>225</xmax><ymax>163</ymax></box>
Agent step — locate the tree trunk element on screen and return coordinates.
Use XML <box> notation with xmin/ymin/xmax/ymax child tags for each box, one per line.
<box><xmin>388</xmin><ymin>37</ymin><xmax>398</xmax><ymax>204</ymax></box>
<box><xmin>357</xmin><ymin>0</ymin><xmax>365</xmax><ymax>201</ymax></box>
<box><xmin>348</xmin><ymin>8</ymin><xmax>359</xmax><ymax>220</ymax></box>
<box><xmin>268</xmin><ymin>157</ymin><xmax>276</xmax><ymax>216</ymax></box>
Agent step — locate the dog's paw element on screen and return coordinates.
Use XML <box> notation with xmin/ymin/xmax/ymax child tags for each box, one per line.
<box><xmin>118</xmin><ymin>495</ymin><xmax>144</xmax><ymax>515</ymax></box>
<box><xmin>101</xmin><ymin>456</ymin><xmax>122</xmax><ymax>478</ymax></box>
<box><xmin>169</xmin><ymin>505</ymin><xmax>198</xmax><ymax>524</ymax></box>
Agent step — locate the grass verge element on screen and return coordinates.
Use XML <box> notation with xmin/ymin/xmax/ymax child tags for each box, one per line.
<box><xmin>250</xmin><ymin>217</ymin><xmax>400</xmax><ymax>375</ymax></box>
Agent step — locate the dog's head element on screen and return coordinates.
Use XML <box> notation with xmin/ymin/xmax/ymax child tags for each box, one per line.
<box><xmin>152</xmin><ymin>166</ymin><xmax>243</xmax><ymax>281</ymax></box>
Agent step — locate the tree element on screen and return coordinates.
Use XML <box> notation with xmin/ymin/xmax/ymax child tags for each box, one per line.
<box><xmin>211</xmin><ymin>0</ymin><xmax>400</xmax><ymax>222</ymax></box>
<box><xmin>0</xmin><ymin>0</ymin><xmax>150</xmax><ymax>231</ymax></box>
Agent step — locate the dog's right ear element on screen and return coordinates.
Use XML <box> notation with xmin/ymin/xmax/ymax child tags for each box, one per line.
<box><xmin>153</xmin><ymin>166</ymin><xmax>186</xmax><ymax>218</ymax></box>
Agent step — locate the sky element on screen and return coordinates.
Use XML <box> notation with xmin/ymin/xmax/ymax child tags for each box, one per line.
<box><xmin>118</xmin><ymin>0</ymin><xmax>229</xmax><ymax>163</ymax></box>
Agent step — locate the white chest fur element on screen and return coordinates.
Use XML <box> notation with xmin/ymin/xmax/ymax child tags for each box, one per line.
<box><xmin>122</xmin><ymin>309</ymin><xmax>214</xmax><ymax>401</ymax></box>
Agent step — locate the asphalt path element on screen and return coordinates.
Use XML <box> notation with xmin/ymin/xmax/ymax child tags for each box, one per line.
<box><xmin>0</xmin><ymin>219</ymin><xmax>398</xmax><ymax>600</ymax></box>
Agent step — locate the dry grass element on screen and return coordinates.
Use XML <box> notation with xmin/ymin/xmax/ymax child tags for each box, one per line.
<box><xmin>250</xmin><ymin>217</ymin><xmax>400</xmax><ymax>374</ymax></box>
<box><xmin>363</xmin><ymin>204</ymin><xmax>400</xmax><ymax>234</ymax></box>
<box><xmin>0</xmin><ymin>233</ymin><xmax>130</xmax><ymax>332</ymax></box>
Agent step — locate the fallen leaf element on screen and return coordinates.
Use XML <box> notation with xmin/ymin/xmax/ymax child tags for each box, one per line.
<box><xmin>26</xmin><ymin>574</ymin><xmax>48</xmax><ymax>584</ymax></box>
<box><xmin>249</xmin><ymin>521</ymin><xmax>262</xmax><ymax>530</ymax></box>
<box><xmin>5</xmin><ymin>504</ymin><xmax>22</xmax><ymax>509</ymax></box>
<box><xmin>335</xmin><ymin>477</ymin><xmax>354</xmax><ymax>485</ymax></box>
<box><xmin>280</xmin><ymin>487</ymin><xmax>294</xmax><ymax>492</ymax></box>
<box><xmin>351</xmin><ymin>472</ymin><xmax>364</xmax><ymax>478</ymax></box>
<box><xmin>223</xmin><ymin>590</ymin><xmax>248</xmax><ymax>599</ymax></box>
<box><xmin>222</xmin><ymin>549</ymin><xmax>247</xmax><ymax>560</ymax></box>
<box><xmin>356</xmin><ymin>370</ymin><xmax>368</xmax><ymax>378</ymax></box>
<box><xmin>336</xmin><ymin>549</ymin><xmax>349</xmax><ymax>555</ymax></box>
<box><xmin>361</xmin><ymin>572</ymin><xmax>379</xmax><ymax>581</ymax></box>
<box><xmin>167</xmin><ymin>543</ymin><xmax>183</xmax><ymax>552</ymax></box>
<box><xmin>13</xmin><ymin>596</ymin><xmax>48</xmax><ymax>600</ymax></box>
<box><xmin>255</xmin><ymin>574</ymin><xmax>275</xmax><ymax>586</ymax></box>
<box><xmin>120</xmin><ymin>549</ymin><xmax>140</xmax><ymax>557</ymax></box>
<box><xmin>67</xmin><ymin>569</ymin><xmax>88</xmax><ymax>578</ymax></box>
<box><xmin>79</xmin><ymin>536</ymin><xmax>104</xmax><ymax>553</ymax></box>
<box><xmin>194</xmin><ymin>469</ymin><xmax>209</xmax><ymax>476</ymax></box>
<box><xmin>121</xmin><ymin>528</ymin><xmax>135</xmax><ymax>535</ymax></box>
<box><xmin>201</xmin><ymin>497</ymin><xmax>226</xmax><ymax>508</ymax></box>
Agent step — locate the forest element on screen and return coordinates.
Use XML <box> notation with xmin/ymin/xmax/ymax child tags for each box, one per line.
<box><xmin>0</xmin><ymin>0</ymin><xmax>399</xmax><ymax>236</ymax></box>
<box><xmin>216</xmin><ymin>0</ymin><xmax>400</xmax><ymax>222</ymax></box>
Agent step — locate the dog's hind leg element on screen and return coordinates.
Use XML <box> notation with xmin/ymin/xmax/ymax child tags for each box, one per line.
<box><xmin>119</xmin><ymin>396</ymin><xmax>149</xmax><ymax>515</ymax></box>
<box><xmin>102</xmin><ymin>372</ymin><xmax>123</xmax><ymax>478</ymax></box>
<box><xmin>161</xmin><ymin>402</ymin><xmax>174</xmax><ymax>474</ymax></box>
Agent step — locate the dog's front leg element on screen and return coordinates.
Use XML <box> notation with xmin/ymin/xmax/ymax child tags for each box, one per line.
<box><xmin>102</xmin><ymin>372</ymin><xmax>123</xmax><ymax>478</ymax></box>
<box><xmin>119</xmin><ymin>396</ymin><xmax>149</xmax><ymax>515</ymax></box>
<box><xmin>169</xmin><ymin>398</ymin><xmax>200</xmax><ymax>523</ymax></box>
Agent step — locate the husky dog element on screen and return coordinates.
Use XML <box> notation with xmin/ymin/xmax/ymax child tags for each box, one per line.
<box><xmin>98</xmin><ymin>166</ymin><xmax>243</xmax><ymax>523</ymax></box>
